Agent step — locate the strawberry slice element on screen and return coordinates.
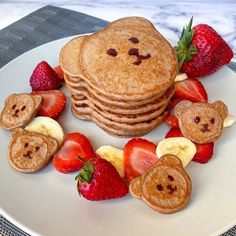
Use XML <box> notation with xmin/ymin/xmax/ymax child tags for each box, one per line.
<box><xmin>53</xmin><ymin>65</ymin><xmax>64</xmax><ymax>81</ymax></box>
<box><xmin>53</xmin><ymin>132</ymin><xmax>96</xmax><ymax>173</ymax></box>
<box><xmin>165</xmin><ymin>127</ymin><xmax>214</xmax><ymax>164</ymax></box>
<box><xmin>193</xmin><ymin>142</ymin><xmax>214</xmax><ymax>164</ymax></box>
<box><xmin>32</xmin><ymin>90</ymin><xmax>66</xmax><ymax>119</ymax></box>
<box><xmin>165</xmin><ymin>127</ymin><xmax>183</xmax><ymax>138</ymax></box>
<box><xmin>174</xmin><ymin>78</ymin><xmax>208</xmax><ymax>102</ymax></box>
<box><xmin>164</xmin><ymin>98</ymin><xmax>184</xmax><ymax>128</ymax></box>
<box><xmin>124</xmin><ymin>138</ymin><xmax>158</xmax><ymax>183</ymax></box>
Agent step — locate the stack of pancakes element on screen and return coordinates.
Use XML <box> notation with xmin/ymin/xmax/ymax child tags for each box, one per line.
<box><xmin>60</xmin><ymin>17</ymin><xmax>178</xmax><ymax>137</ymax></box>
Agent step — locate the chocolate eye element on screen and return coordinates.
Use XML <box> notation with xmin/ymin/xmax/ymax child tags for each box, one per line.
<box><xmin>24</xmin><ymin>143</ymin><xmax>29</xmax><ymax>148</ymax></box>
<box><xmin>129</xmin><ymin>37</ymin><xmax>139</xmax><ymax>44</ymax></box>
<box><xmin>168</xmin><ymin>175</ymin><xmax>174</xmax><ymax>181</ymax></box>
<box><xmin>156</xmin><ymin>184</ymin><xmax>163</xmax><ymax>191</ymax></box>
<box><xmin>210</xmin><ymin>118</ymin><xmax>215</xmax><ymax>124</ymax></box>
<box><xmin>106</xmin><ymin>48</ymin><xmax>118</xmax><ymax>57</ymax></box>
<box><xmin>194</xmin><ymin>116</ymin><xmax>201</xmax><ymax>124</ymax></box>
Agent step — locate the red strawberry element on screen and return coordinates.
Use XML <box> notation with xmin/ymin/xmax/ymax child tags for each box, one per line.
<box><xmin>76</xmin><ymin>157</ymin><xmax>128</xmax><ymax>201</ymax></box>
<box><xmin>174</xmin><ymin>78</ymin><xmax>208</xmax><ymax>102</ymax></box>
<box><xmin>32</xmin><ymin>90</ymin><xmax>66</xmax><ymax>119</ymax></box>
<box><xmin>192</xmin><ymin>142</ymin><xmax>214</xmax><ymax>164</ymax></box>
<box><xmin>53</xmin><ymin>65</ymin><xmax>64</xmax><ymax>81</ymax></box>
<box><xmin>175</xmin><ymin>17</ymin><xmax>233</xmax><ymax>77</ymax></box>
<box><xmin>165</xmin><ymin>127</ymin><xmax>183</xmax><ymax>138</ymax></box>
<box><xmin>53</xmin><ymin>132</ymin><xmax>96</xmax><ymax>173</ymax></box>
<box><xmin>165</xmin><ymin>127</ymin><xmax>214</xmax><ymax>164</ymax></box>
<box><xmin>30</xmin><ymin>61</ymin><xmax>62</xmax><ymax>91</ymax></box>
<box><xmin>164</xmin><ymin>98</ymin><xmax>184</xmax><ymax>127</ymax></box>
<box><xmin>124</xmin><ymin>138</ymin><xmax>158</xmax><ymax>183</ymax></box>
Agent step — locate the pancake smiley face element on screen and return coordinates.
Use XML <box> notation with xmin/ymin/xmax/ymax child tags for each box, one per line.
<box><xmin>174</xmin><ymin>100</ymin><xmax>228</xmax><ymax>144</ymax></box>
<box><xmin>129</xmin><ymin>154</ymin><xmax>192</xmax><ymax>214</ymax></box>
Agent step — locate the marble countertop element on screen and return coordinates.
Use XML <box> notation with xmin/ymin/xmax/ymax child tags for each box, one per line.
<box><xmin>0</xmin><ymin>0</ymin><xmax>236</xmax><ymax>60</ymax></box>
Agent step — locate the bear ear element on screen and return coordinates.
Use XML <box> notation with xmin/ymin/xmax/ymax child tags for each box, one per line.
<box><xmin>212</xmin><ymin>101</ymin><xmax>228</xmax><ymax>120</ymax></box>
<box><xmin>174</xmin><ymin>100</ymin><xmax>192</xmax><ymax>119</ymax></box>
<box><xmin>160</xmin><ymin>154</ymin><xmax>183</xmax><ymax>167</ymax></box>
<box><xmin>129</xmin><ymin>176</ymin><xmax>142</xmax><ymax>199</ymax></box>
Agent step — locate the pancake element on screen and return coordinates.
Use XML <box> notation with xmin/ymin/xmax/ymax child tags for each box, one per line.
<box><xmin>72</xmin><ymin>106</ymin><xmax>167</xmax><ymax>137</ymax></box>
<box><xmin>64</xmin><ymin>73</ymin><xmax>171</xmax><ymax>107</ymax></box>
<box><xmin>70</xmin><ymin>86</ymin><xmax>173</xmax><ymax>115</ymax></box>
<box><xmin>59</xmin><ymin>36</ymin><xmax>87</xmax><ymax>77</ymax></box>
<box><xmin>79</xmin><ymin>17</ymin><xmax>178</xmax><ymax>101</ymax></box>
<box><xmin>70</xmin><ymin>95</ymin><xmax>169</xmax><ymax>124</ymax></box>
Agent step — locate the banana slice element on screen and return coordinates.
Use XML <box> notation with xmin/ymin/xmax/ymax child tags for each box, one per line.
<box><xmin>224</xmin><ymin>114</ymin><xmax>236</xmax><ymax>128</ymax></box>
<box><xmin>175</xmin><ymin>73</ymin><xmax>188</xmax><ymax>82</ymax></box>
<box><xmin>96</xmin><ymin>145</ymin><xmax>124</xmax><ymax>178</ymax></box>
<box><xmin>156</xmin><ymin>137</ymin><xmax>196</xmax><ymax>167</ymax></box>
<box><xmin>25</xmin><ymin>116</ymin><xmax>64</xmax><ymax>146</ymax></box>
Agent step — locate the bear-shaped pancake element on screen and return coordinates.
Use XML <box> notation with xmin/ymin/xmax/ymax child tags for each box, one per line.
<box><xmin>174</xmin><ymin>100</ymin><xmax>228</xmax><ymax>144</ymax></box>
<box><xmin>0</xmin><ymin>93</ymin><xmax>42</xmax><ymax>130</ymax></box>
<box><xmin>8</xmin><ymin>128</ymin><xmax>58</xmax><ymax>173</ymax></box>
<box><xmin>129</xmin><ymin>154</ymin><xmax>192</xmax><ymax>214</ymax></box>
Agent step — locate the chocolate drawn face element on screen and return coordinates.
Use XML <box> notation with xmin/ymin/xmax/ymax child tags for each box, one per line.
<box><xmin>106</xmin><ymin>37</ymin><xmax>151</xmax><ymax>65</ymax></box>
<box><xmin>11</xmin><ymin>134</ymin><xmax>48</xmax><ymax>166</ymax></box>
<box><xmin>183</xmin><ymin>106</ymin><xmax>222</xmax><ymax>136</ymax></box>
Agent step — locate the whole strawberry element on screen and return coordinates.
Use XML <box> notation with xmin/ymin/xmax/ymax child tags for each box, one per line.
<box><xmin>175</xmin><ymin>17</ymin><xmax>233</xmax><ymax>77</ymax></box>
<box><xmin>30</xmin><ymin>61</ymin><xmax>62</xmax><ymax>91</ymax></box>
<box><xmin>76</xmin><ymin>157</ymin><xmax>128</xmax><ymax>201</ymax></box>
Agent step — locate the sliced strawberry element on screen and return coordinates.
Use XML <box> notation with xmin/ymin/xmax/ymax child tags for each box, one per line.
<box><xmin>164</xmin><ymin>98</ymin><xmax>184</xmax><ymax>128</ymax></box>
<box><xmin>124</xmin><ymin>138</ymin><xmax>158</xmax><ymax>183</ymax></box>
<box><xmin>165</xmin><ymin>127</ymin><xmax>214</xmax><ymax>164</ymax></box>
<box><xmin>53</xmin><ymin>132</ymin><xmax>96</xmax><ymax>173</ymax></box>
<box><xmin>192</xmin><ymin>143</ymin><xmax>214</xmax><ymax>164</ymax></box>
<box><xmin>32</xmin><ymin>90</ymin><xmax>66</xmax><ymax>119</ymax></box>
<box><xmin>53</xmin><ymin>65</ymin><xmax>64</xmax><ymax>81</ymax></box>
<box><xmin>165</xmin><ymin>127</ymin><xmax>183</xmax><ymax>138</ymax></box>
<box><xmin>174</xmin><ymin>78</ymin><xmax>208</xmax><ymax>102</ymax></box>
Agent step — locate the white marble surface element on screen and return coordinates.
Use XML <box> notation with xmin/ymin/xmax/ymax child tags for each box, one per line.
<box><xmin>0</xmin><ymin>0</ymin><xmax>235</xmax><ymax>59</ymax></box>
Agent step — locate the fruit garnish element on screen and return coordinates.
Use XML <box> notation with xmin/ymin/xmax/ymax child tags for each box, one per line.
<box><xmin>53</xmin><ymin>132</ymin><xmax>95</xmax><ymax>173</ymax></box>
<box><xmin>53</xmin><ymin>65</ymin><xmax>64</xmax><ymax>81</ymax></box>
<box><xmin>173</xmin><ymin>78</ymin><xmax>208</xmax><ymax>102</ymax></box>
<box><xmin>25</xmin><ymin>116</ymin><xmax>64</xmax><ymax>146</ymax></box>
<box><xmin>223</xmin><ymin>114</ymin><xmax>236</xmax><ymax>128</ymax></box>
<box><xmin>193</xmin><ymin>142</ymin><xmax>214</xmax><ymax>164</ymax></box>
<box><xmin>156</xmin><ymin>137</ymin><xmax>196</xmax><ymax>167</ymax></box>
<box><xmin>165</xmin><ymin>127</ymin><xmax>214</xmax><ymax>164</ymax></box>
<box><xmin>175</xmin><ymin>73</ymin><xmax>188</xmax><ymax>82</ymax></box>
<box><xmin>175</xmin><ymin>17</ymin><xmax>233</xmax><ymax>77</ymax></box>
<box><xmin>96</xmin><ymin>145</ymin><xmax>124</xmax><ymax>178</ymax></box>
<box><xmin>124</xmin><ymin>138</ymin><xmax>158</xmax><ymax>183</ymax></box>
<box><xmin>164</xmin><ymin>98</ymin><xmax>184</xmax><ymax>128</ymax></box>
<box><xmin>30</xmin><ymin>61</ymin><xmax>62</xmax><ymax>91</ymax></box>
<box><xmin>32</xmin><ymin>90</ymin><xmax>66</xmax><ymax>119</ymax></box>
<box><xmin>76</xmin><ymin>156</ymin><xmax>128</xmax><ymax>201</ymax></box>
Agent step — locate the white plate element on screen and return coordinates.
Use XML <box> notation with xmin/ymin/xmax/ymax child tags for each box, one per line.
<box><xmin>0</xmin><ymin>36</ymin><xmax>236</xmax><ymax>236</ymax></box>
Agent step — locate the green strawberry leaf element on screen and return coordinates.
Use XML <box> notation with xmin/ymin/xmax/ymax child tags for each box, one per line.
<box><xmin>175</xmin><ymin>17</ymin><xmax>198</xmax><ymax>71</ymax></box>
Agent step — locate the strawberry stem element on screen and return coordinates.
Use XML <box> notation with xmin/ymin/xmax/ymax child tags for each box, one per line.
<box><xmin>174</xmin><ymin>17</ymin><xmax>198</xmax><ymax>71</ymax></box>
<box><xmin>75</xmin><ymin>161</ymin><xmax>94</xmax><ymax>182</ymax></box>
